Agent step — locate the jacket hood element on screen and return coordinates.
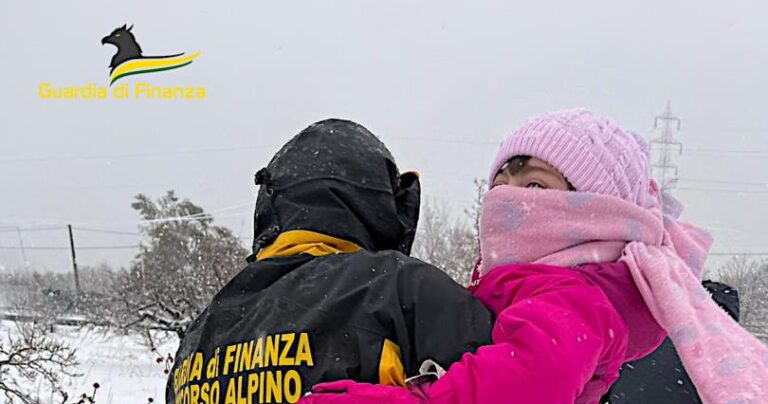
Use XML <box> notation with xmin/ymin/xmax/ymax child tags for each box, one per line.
<box><xmin>250</xmin><ymin>119</ymin><xmax>420</xmax><ymax>258</ymax></box>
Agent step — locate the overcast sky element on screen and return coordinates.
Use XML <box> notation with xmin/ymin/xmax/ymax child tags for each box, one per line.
<box><xmin>1</xmin><ymin>0</ymin><xmax>767</xmax><ymax>273</ymax></box>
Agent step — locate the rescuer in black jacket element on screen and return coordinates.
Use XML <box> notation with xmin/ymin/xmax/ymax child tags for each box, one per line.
<box><xmin>166</xmin><ymin>119</ymin><xmax>494</xmax><ymax>404</ymax></box>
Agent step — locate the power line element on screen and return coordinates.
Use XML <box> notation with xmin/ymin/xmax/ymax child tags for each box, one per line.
<box><xmin>0</xmin><ymin>225</ymin><xmax>66</xmax><ymax>233</ymax></box>
<box><xmin>1</xmin><ymin>137</ymin><xmax>766</xmax><ymax>165</ymax></box>
<box><xmin>0</xmin><ymin>201</ymin><xmax>254</xmax><ymax>228</ymax></box>
<box><xmin>0</xmin><ymin>144</ymin><xmax>282</xmax><ymax>164</ymax></box>
<box><xmin>72</xmin><ymin>227</ymin><xmax>140</xmax><ymax>236</ymax></box>
<box><xmin>709</xmin><ymin>252</ymin><xmax>768</xmax><ymax>257</ymax></box>
<box><xmin>0</xmin><ymin>213</ymin><xmax>223</xmax><ymax>230</ymax></box>
<box><xmin>384</xmin><ymin>136</ymin><xmax>768</xmax><ymax>161</ymax></box>
<box><xmin>676</xmin><ymin>187</ymin><xmax>768</xmax><ymax>195</ymax></box>
<box><xmin>0</xmin><ymin>245</ymin><xmax>140</xmax><ymax>250</ymax></box>
<box><xmin>0</xmin><ymin>246</ymin><xmax>68</xmax><ymax>250</ymax></box>
<box><xmin>381</xmin><ymin>136</ymin><xmax>499</xmax><ymax>146</ymax></box>
<box><xmin>3</xmin><ymin>245</ymin><xmax>764</xmax><ymax>255</ymax></box>
<box><xmin>686</xmin><ymin>148</ymin><xmax>768</xmax><ymax>156</ymax></box>
<box><xmin>81</xmin><ymin>208</ymin><xmax>252</xmax><ymax>227</ymax></box>
<box><xmin>78</xmin><ymin>245</ymin><xmax>141</xmax><ymax>250</ymax></box>
<box><xmin>680</xmin><ymin>178</ymin><xmax>768</xmax><ymax>187</ymax></box>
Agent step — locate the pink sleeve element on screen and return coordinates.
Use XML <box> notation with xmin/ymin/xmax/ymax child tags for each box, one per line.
<box><xmin>301</xmin><ymin>265</ymin><xmax>629</xmax><ymax>404</ymax></box>
<box><xmin>571</xmin><ymin>262</ymin><xmax>666</xmax><ymax>361</ymax></box>
<box><xmin>425</xmin><ymin>265</ymin><xmax>629</xmax><ymax>404</ymax></box>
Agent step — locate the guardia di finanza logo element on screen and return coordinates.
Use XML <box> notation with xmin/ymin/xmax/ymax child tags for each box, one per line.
<box><xmin>101</xmin><ymin>24</ymin><xmax>200</xmax><ymax>86</ymax></box>
<box><xmin>38</xmin><ymin>24</ymin><xmax>205</xmax><ymax>99</ymax></box>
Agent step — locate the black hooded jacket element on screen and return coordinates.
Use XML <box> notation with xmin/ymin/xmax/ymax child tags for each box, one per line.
<box><xmin>166</xmin><ymin>120</ymin><xmax>493</xmax><ymax>404</ymax></box>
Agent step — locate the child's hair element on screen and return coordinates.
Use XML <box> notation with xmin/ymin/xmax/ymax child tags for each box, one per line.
<box><xmin>498</xmin><ymin>155</ymin><xmax>577</xmax><ymax>191</ymax></box>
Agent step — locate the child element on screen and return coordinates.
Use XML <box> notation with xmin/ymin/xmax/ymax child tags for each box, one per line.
<box><xmin>302</xmin><ymin>109</ymin><xmax>768</xmax><ymax>403</ymax></box>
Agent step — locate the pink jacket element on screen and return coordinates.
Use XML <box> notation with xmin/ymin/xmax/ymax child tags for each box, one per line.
<box><xmin>302</xmin><ymin>262</ymin><xmax>664</xmax><ymax>404</ymax></box>
<box><xmin>570</xmin><ymin>262</ymin><xmax>665</xmax><ymax>362</ymax></box>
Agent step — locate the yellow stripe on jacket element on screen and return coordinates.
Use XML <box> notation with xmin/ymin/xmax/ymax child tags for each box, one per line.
<box><xmin>379</xmin><ymin>339</ymin><xmax>406</xmax><ymax>387</ymax></box>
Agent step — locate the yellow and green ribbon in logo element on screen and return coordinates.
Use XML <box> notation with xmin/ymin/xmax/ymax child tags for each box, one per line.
<box><xmin>110</xmin><ymin>51</ymin><xmax>201</xmax><ymax>85</ymax></box>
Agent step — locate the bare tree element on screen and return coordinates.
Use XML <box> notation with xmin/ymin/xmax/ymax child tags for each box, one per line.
<box><xmin>716</xmin><ymin>256</ymin><xmax>768</xmax><ymax>342</ymax></box>
<box><xmin>0</xmin><ymin>321</ymin><xmax>79</xmax><ymax>404</ymax></box>
<box><xmin>464</xmin><ymin>179</ymin><xmax>487</xmax><ymax>259</ymax></box>
<box><xmin>412</xmin><ymin>179</ymin><xmax>486</xmax><ymax>286</ymax></box>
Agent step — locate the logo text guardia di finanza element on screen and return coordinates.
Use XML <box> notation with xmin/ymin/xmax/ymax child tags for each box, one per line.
<box><xmin>39</xmin><ymin>24</ymin><xmax>205</xmax><ymax>100</ymax></box>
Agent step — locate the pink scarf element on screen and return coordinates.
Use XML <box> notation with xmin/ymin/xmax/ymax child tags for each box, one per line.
<box><xmin>479</xmin><ymin>185</ymin><xmax>768</xmax><ymax>403</ymax></box>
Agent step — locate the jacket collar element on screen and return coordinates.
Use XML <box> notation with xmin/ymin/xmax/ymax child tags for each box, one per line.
<box><xmin>256</xmin><ymin>230</ymin><xmax>361</xmax><ymax>261</ymax></box>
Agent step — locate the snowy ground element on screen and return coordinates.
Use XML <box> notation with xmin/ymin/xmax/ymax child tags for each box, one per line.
<box><xmin>0</xmin><ymin>320</ymin><xmax>179</xmax><ymax>404</ymax></box>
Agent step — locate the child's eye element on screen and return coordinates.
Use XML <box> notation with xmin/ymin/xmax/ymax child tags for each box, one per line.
<box><xmin>526</xmin><ymin>182</ymin><xmax>545</xmax><ymax>189</ymax></box>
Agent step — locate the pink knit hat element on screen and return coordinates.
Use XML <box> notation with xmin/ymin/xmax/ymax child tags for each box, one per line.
<box><xmin>489</xmin><ymin>109</ymin><xmax>653</xmax><ymax>207</ymax></box>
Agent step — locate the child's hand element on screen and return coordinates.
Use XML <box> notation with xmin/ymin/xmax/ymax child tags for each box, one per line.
<box><xmin>300</xmin><ymin>380</ymin><xmax>423</xmax><ymax>404</ymax></box>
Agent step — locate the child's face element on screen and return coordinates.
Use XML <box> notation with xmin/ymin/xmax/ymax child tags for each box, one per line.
<box><xmin>491</xmin><ymin>156</ymin><xmax>572</xmax><ymax>190</ymax></box>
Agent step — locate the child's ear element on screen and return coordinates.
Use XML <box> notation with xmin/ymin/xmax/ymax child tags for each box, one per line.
<box><xmin>395</xmin><ymin>171</ymin><xmax>420</xmax><ymax>255</ymax></box>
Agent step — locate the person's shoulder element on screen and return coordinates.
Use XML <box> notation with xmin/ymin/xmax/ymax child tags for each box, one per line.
<box><xmin>702</xmin><ymin>280</ymin><xmax>740</xmax><ymax>320</ymax></box>
<box><xmin>359</xmin><ymin>250</ymin><xmax>450</xmax><ymax>274</ymax></box>
<box><xmin>340</xmin><ymin>250</ymin><xmax>460</xmax><ymax>288</ymax></box>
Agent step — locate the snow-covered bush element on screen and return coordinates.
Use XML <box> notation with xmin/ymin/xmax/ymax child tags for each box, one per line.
<box><xmin>110</xmin><ymin>191</ymin><xmax>248</xmax><ymax>338</ymax></box>
<box><xmin>717</xmin><ymin>256</ymin><xmax>768</xmax><ymax>342</ymax></box>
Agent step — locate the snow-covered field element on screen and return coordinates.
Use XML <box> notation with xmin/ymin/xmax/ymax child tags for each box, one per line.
<box><xmin>1</xmin><ymin>320</ymin><xmax>179</xmax><ymax>404</ymax></box>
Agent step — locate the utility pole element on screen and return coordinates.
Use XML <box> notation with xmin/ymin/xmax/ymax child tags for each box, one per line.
<box><xmin>650</xmin><ymin>102</ymin><xmax>683</xmax><ymax>190</ymax></box>
<box><xmin>67</xmin><ymin>224</ymin><xmax>81</xmax><ymax>294</ymax></box>
<box><xmin>14</xmin><ymin>226</ymin><xmax>29</xmax><ymax>273</ymax></box>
